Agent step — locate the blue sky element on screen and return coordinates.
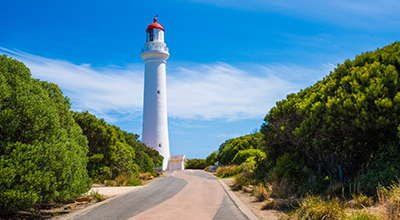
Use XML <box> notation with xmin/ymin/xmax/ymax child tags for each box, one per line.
<box><xmin>1</xmin><ymin>0</ymin><xmax>399</xmax><ymax>159</ymax></box>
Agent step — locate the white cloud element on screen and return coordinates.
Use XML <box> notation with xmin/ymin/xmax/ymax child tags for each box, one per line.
<box><xmin>1</xmin><ymin>48</ymin><xmax>331</xmax><ymax>122</ymax></box>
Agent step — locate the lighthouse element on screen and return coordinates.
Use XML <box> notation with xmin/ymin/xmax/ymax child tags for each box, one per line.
<box><xmin>141</xmin><ymin>18</ymin><xmax>170</xmax><ymax>170</ymax></box>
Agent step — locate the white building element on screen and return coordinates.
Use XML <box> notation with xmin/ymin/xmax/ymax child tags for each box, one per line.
<box><xmin>168</xmin><ymin>155</ymin><xmax>186</xmax><ymax>171</ymax></box>
<box><xmin>141</xmin><ymin>18</ymin><xmax>170</xmax><ymax>170</ymax></box>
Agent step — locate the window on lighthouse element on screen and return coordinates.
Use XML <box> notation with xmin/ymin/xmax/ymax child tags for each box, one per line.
<box><xmin>159</xmin><ymin>143</ymin><xmax>162</xmax><ymax>148</ymax></box>
<box><xmin>146</xmin><ymin>29</ymin><xmax>154</xmax><ymax>42</ymax></box>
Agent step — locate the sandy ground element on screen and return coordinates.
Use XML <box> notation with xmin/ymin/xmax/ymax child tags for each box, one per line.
<box><xmin>221</xmin><ymin>178</ymin><xmax>281</xmax><ymax>220</ymax></box>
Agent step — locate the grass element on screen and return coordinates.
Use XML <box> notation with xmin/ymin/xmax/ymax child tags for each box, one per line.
<box><xmin>216</xmin><ymin>165</ymin><xmax>239</xmax><ymax>178</ymax></box>
<box><xmin>115</xmin><ymin>175</ymin><xmax>128</xmax><ymax>186</ymax></box>
<box><xmin>89</xmin><ymin>190</ymin><xmax>105</xmax><ymax>202</ymax></box>
<box><xmin>254</xmin><ymin>183</ymin><xmax>271</xmax><ymax>201</ymax></box>
<box><xmin>351</xmin><ymin>193</ymin><xmax>374</xmax><ymax>209</ymax></box>
<box><xmin>280</xmin><ymin>195</ymin><xmax>346</xmax><ymax>220</ymax></box>
<box><xmin>139</xmin><ymin>172</ymin><xmax>152</xmax><ymax>180</ymax></box>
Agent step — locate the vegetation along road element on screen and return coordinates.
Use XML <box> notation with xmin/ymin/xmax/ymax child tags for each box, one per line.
<box><xmin>69</xmin><ymin>170</ymin><xmax>253</xmax><ymax>220</ymax></box>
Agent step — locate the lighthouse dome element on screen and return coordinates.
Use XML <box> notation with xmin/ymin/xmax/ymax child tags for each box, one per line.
<box><xmin>146</xmin><ymin>18</ymin><xmax>165</xmax><ymax>32</ymax></box>
<box><xmin>145</xmin><ymin>18</ymin><xmax>165</xmax><ymax>43</ymax></box>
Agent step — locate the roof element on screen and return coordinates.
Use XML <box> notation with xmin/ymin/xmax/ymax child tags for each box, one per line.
<box><xmin>169</xmin><ymin>155</ymin><xmax>186</xmax><ymax>161</ymax></box>
<box><xmin>146</xmin><ymin>18</ymin><xmax>165</xmax><ymax>32</ymax></box>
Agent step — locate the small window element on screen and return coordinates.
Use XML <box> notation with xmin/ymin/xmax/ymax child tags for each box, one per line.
<box><xmin>159</xmin><ymin>143</ymin><xmax>162</xmax><ymax>148</ymax></box>
<box><xmin>157</xmin><ymin>90</ymin><xmax>160</xmax><ymax>94</ymax></box>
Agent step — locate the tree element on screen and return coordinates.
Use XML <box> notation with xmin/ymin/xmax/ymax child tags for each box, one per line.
<box><xmin>0</xmin><ymin>55</ymin><xmax>90</xmax><ymax>213</ymax></box>
<box><xmin>232</xmin><ymin>149</ymin><xmax>266</xmax><ymax>165</ymax></box>
<box><xmin>262</xmin><ymin>42</ymin><xmax>400</xmax><ymax>181</ymax></box>
<box><xmin>206</xmin><ymin>151</ymin><xmax>218</xmax><ymax>166</ymax></box>
<box><xmin>72</xmin><ymin>111</ymin><xmax>140</xmax><ymax>181</ymax></box>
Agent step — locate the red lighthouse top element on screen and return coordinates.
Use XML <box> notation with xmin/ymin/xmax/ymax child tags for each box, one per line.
<box><xmin>146</xmin><ymin>18</ymin><xmax>165</xmax><ymax>32</ymax></box>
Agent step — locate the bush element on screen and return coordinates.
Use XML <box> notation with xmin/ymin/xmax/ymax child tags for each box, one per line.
<box><xmin>233</xmin><ymin>172</ymin><xmax>255</xmax><ymax>190</ymax></box>
<box><xmin>185</xmin><ymin>159</ymin><xmax>207</xmax><ymax>169</ymax></box>
<box><xmin>354</xmin><ymin>140</ymin><xmax>400</xmax><ymax>195</ymax></box>
<box><xmin>0</xmin><ymin>55</ymin><xmax>90</xmax><ymax>213</ymax></box>
<box><xmin>238</xmin><ymin>162</ymin><xmax>256</xmax><ymax>174</ymax></box>
<box><xmin>216</xmin><ymin>165</ymin><xmax>239</xmax><ymax>178</ymax></box>
<box><xmin>232</xmin><ymin>149</ymin><xmax>266</xmax><ymax>165</ymax></box>
<box><xmin>274</xmin><ymin>153</ymin><xmax>306</xmax><ymax>186</ymax></box>
<box><xmin>126</xmin><ymin>176</ymin><xmax>142</xmax><ymax>186</ymax></box>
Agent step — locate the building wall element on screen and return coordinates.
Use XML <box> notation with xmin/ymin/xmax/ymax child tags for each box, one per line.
<box><xmin>142</xmin><ymin>57</ymin><xmax>170</xmax><ymax>170</ymax></box>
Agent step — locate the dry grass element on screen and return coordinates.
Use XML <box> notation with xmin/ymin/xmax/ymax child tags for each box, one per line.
<box><xmin>139</xmin><ymin>172</ymin><xmax>152</xmax><ymax>180</ymax></box>
<box><xmin>104</xmin><ymin>180</ymin><xmax>116</xmax><ymax>187</ymax></box>
<box><xmin>216</xmin><ymin>165</ymin><xmax>239</xmax><ymax>178</ymax></box>
<box><xmin>351</xmin><ymin>193</ymin><xmax>374</xmax><ymax>208</ymax></box>
<box><xmin>254</xmin><ymin>183</ymin><xmax>271</xmax><ymax>201</ymax></box>
<box><xmin>115</xmin><ymin>175</ymin><xmax>128</xmax><ymax>186</ymax></box>
<box><xmin>268</xmin><ymin>177</ymin><xmax>292</xmax><ymax>199</ymax></box>
<box><xmin>378</xmin><ymin>182</ymin><xmax>400</xmax><ymax>220</ymax></box>
<box><xmin>262</xmin><ymin>198</ymin><xmax>299</xmax><ymax>211</ymax></box>
<box><xmin>280</xmin><ymin>195</ymin><xmax>346</xmax><ymax>220</ymax></box>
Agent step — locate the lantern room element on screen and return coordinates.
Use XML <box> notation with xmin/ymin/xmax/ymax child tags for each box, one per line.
<box><xmin>146</xmin><ymin>18</ymin><xmax>165</xmax><ymax>43</ymax></box>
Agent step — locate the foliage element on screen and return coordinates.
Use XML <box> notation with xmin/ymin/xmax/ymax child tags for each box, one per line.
<box><xmin>346</xmin><ymin>210</ymin><xmax>378</xmax><ymax>220</ymax></box>
<box><xmin>217</xmin><ymin>132</ymin><xmax>264</xmax><ymax>165</ymax></box>
<box><xmin>232</xmin><ymin>149</ymin><xmax>266</xmax><ymax>165</ymax></box>
<box><xmin>354</xmin><ymin>139</ymin><xmax>400</xmax><ymax>195</ymax></box>
<box><xmin>254</xmin><ymin>183</ymin><xmax>271</xmax><ymax>201</ymax></box>
<box><xmin>123</xmin><ymin>131</ymin><xmax>163</xmax><ymax>170</ymax></box>
<box><xmin>185</xmin><ymin>158</ymin><xmax>207</xmax><ymax>169</ymax></box>
<box><xmin>281</xmin><ymin>195</ymin><xmax>346</xmax><ymax>220</ymax></box>
<box><xmin>0</xmin><ymin>55</ymin><xmax>90</xmax><ymax>213</ymax></box>
<box><xmin>273</xmin><ymin>153</ymin><xmax>307</xmax><ymax>187</ymax></box>
<box><xmin>351</xmin><ymin>194</ymin><xmax>374</xmax><ymax>208</ymax></box>
<box><xmin>378</xmin><ymin>182</ymin><xmax>400</xmax><ymax>220</ymax></box>
<box><xmin>238</xmin><ymin>162</ymin><xmax>256</xmax><ymax>173</ymax></box>
<box><xmin>262</xmin><ymin>42</ymin><xmax>400</xmax><ymax>181</ymax></box>
<box><xmin>73</xmin><ymin>111</ymin><xmax>161</xmax><ymax>181</ymax></box>
<box><xmin>216</xmin><ymin>165</ymin><xmax>240</xmax><ymax>178</ymax></box>
<box><xmin>89</xmin><ymin>190</ymin><xmax>105</xmax><ymax>202</ymax></box>
<box><xmin>206</xmin><ymin>151</ymin><xmax>218</xmax><ymax>166</ymax></box>
<box><xmin>233</xmin><ymin>172</ymin><xmax>256</xmax><ymax>190</ymax></box>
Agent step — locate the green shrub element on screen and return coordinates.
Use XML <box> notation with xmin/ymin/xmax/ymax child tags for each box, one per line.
<box><xmin>0</xmin><ymin>55</ymin><xmax>90</xmax><ymax>213</ymax></box>
<box><xmin>216</xmin><ymin>165</ymin><xmax>239</xmax><ymax>178</ymax></box>
<box><xmin>238</xmin><ymin>162</ymin><xmax>256</xmax><ymax>174</ymax></box>
<box><xmin>232</xmin><ymin>149</ymin><xmax>266</xmax><ymax>165</ymax></box>
<box><xmin>354</xmin><ymin>140</ymin><xmax>400</xmax><ymax>196</ymax></box>
<box><xmin>274</xmin><ymin>153</ymin><xmax>306</xmax><ymax>186</ymax></box>
<box><xmin>233</xmin><ymin>172</ymin><xmax>255</xmax><ymax>190</ymax></box>
<box><xmin>126</xmin><ymin>176</ymin><xmax>142</xmax><ymax>186</ymax></box>
<box><xmin>185</xmin><ymin>159</ymin><xmax>207</xmax><ymax>169</ymax></box>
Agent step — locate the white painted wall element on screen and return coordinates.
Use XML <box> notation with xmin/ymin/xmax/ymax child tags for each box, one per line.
<box><xmin>141</xmin><ymin>27</ymin><xmax>170</xmax><ymax>170</ymax></box>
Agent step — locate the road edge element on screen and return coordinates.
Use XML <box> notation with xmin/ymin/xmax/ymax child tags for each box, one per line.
<box><xmin>55</xmin><ymin>176</ymin><xmax>164</xmax><ymax>220</ymax></box>
<box><xmin>213</xmin><ymin>176</ymin><xmax>259</xmax><ymax>220</ymax></box>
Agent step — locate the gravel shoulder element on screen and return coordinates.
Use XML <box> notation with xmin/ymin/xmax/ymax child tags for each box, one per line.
<box><xmin>221</xmin><ymin>178</ymin><xmax>281</xmax><ymax>220</ymax></box>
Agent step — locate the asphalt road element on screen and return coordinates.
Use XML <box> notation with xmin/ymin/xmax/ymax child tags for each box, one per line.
<box><xmin>71</xmin><ymin>170</ymin><xmax>250</xmax><ymax>220</ymax></box>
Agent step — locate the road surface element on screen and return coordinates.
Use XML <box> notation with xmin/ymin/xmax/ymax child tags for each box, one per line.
<box><xmin>71</xmin><ymin>170</ymin><xmax>252</xmax><ymax>220</ymax></box>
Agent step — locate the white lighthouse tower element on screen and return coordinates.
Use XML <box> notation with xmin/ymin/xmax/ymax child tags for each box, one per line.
<box><xmin>141</xmin><ymin>18</ymin><xmax>170</xmax><ymax>170</ymax></box>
